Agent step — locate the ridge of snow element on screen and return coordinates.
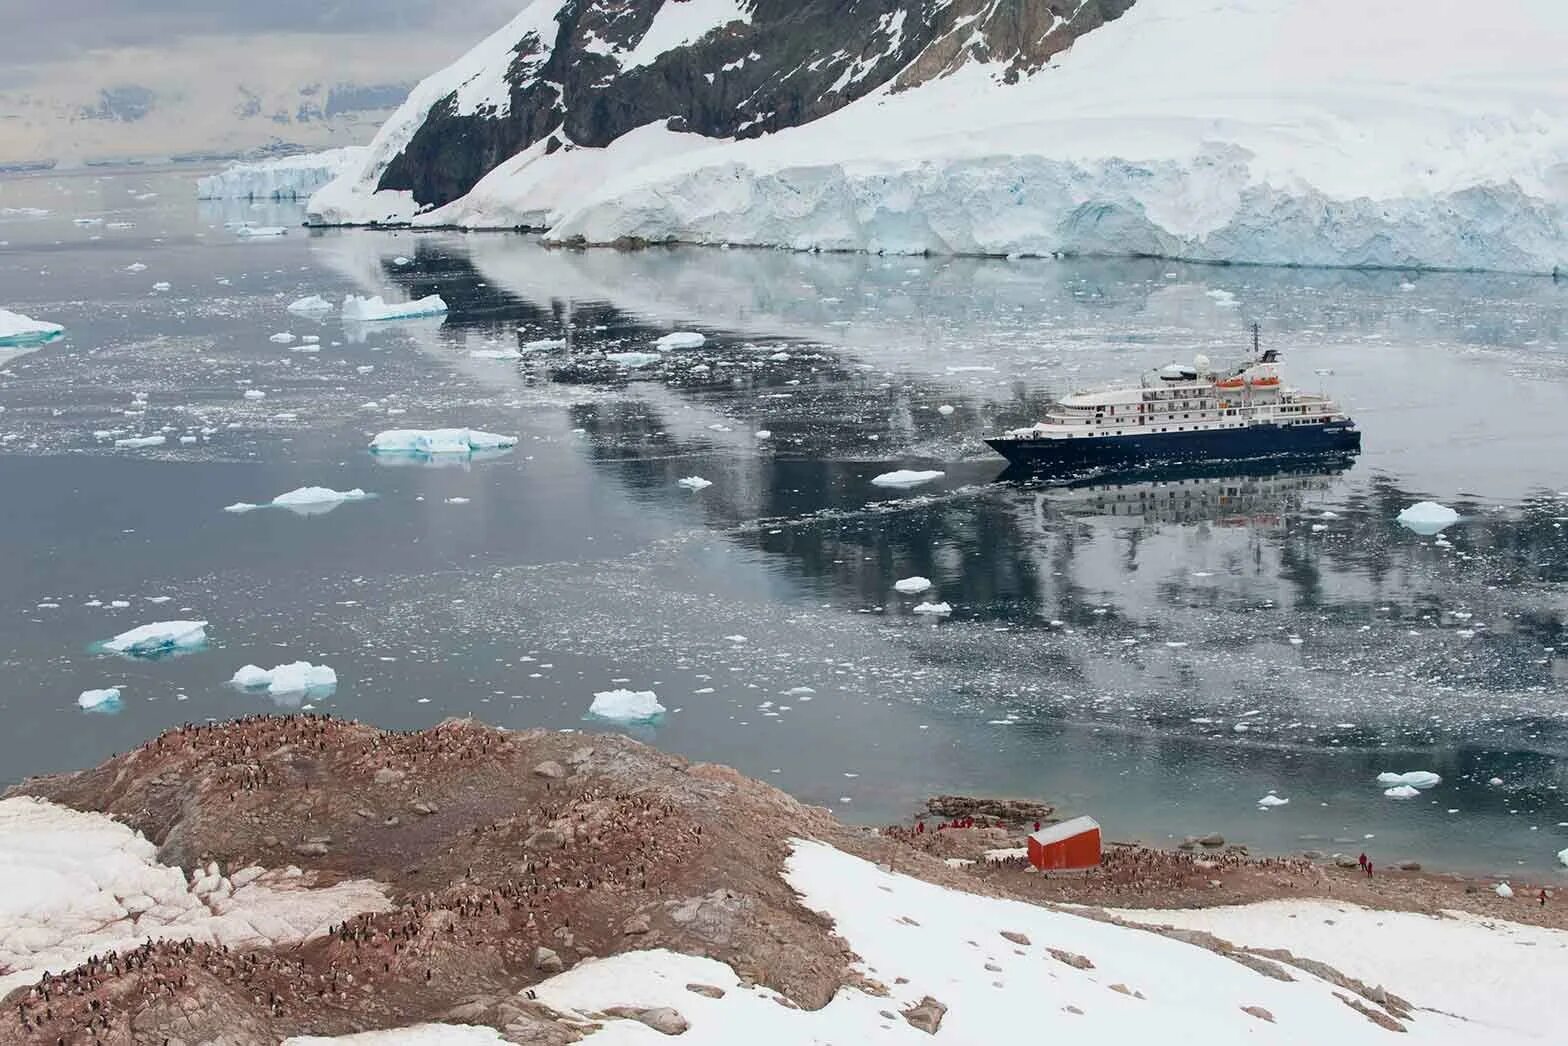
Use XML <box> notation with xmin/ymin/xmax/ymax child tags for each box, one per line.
<box><xmin>0</xmin><ymin>797</ymin><xmax>391</xmax><ymax>998</ymax></box>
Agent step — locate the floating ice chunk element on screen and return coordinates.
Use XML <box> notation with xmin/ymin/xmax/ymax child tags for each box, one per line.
<box><xmin>287</xmin><ymin>295</ymin><xmax>334</xmax><ymax>315</ymax></box>
<box><xmin>370</xmin><ymin>428</ymin><xmax>516</xmax><ymax>456</ymax></box>
<box><xmin>755</xmin><ymin>429</ymin><xmax>772</xmax><ymax>439</ymax></box>
<box><xmin>1489</xmin><ymin>776</ymin><xmax>1504</xmax><ymax>786</ymax></box>
<box><xmin>0</xmin><ymin>308</ymin><xmax>65</xmax><ymax>348</ymax></box>
<box><xmin>1377</xmin><ymin>771</ymin><xmax>1441</xmax><ymax>789</ymax></box>
<box><xmin>937</xmin><ymin>404</ymin><xmax>956</xmax><ymax>416</ymax></box>
<box><xmin>231</xmin><ymin>661</ymin><xmax>337</xmax><ymax>697</ymax></box>
<box><xmin>445</xmin><ymin>496</ymin><xmax>470</xmax><ymax>505</ymax></box>
<box><xmin>677</xmin><ymin>476</ymin><xmax>713</xmax><ymax>491</ymax></box>
<box><xmin>77</xmin><ymin>687</ymin><xmax>122</xmax><ymax>712</ymax></box>
<box><xmin>224</xmin><ymin>502</ymin><xmax>260</xmax><ymax>514</ymax></box>
<box><xmin>151</xmin><ymin>281</ymin><xmax>171</xmax><ymax>292</ymax></box>
<box><xmin>341</xmin><ymin>294</ymin><xmax>447</xmax><ymax>322</ymax></box>
<box><xmin>469</xmin><ymin>348</ymin><xmax>523</xmax><ymax>360</ymax></box>
<box><xmin>587</xmin><ymin>688</ymin><xmax>666</xmax><ymax>722</ymax></box>
<box><xmin>103</xmin><ymin>621</ymin><xmax>207</xmax><ymax>657</ymax></box>
<box><xmin>1559</xmin><ymin>847</ymin><xmax>1568</xmax><ymax>868</ymax></box>
<box><xmin>606</xmin><ymin>351</ymin><xmax>661</xmax><ymax>368</ymax></box>
<box><xmin>655</xmin><ymin>331</ymin><xmax>706</xmax><ymax>350</ymax></box>
<box><xmin>871</xmin><ymin>469</ymin><xmax>945</xmax><ymax>488</ymax></box>
<box><xmin>270</xmin><ymin>332</ymin><xmax>296</xmax><ymax>344</ymax></box>
<box><xmin>235</xmin><ymin>226</ymin><xmax>287</xmax><ymax>238</ymax></box>
<box><xmin>392</xmin><ymin>256</ymin><xmax>411</xmax><ymax>266</ymax></box>
<box><xmin>1383</xmin><ymin>784</ymin><xmax>1421</xmax><ymax>799</ymax></box>
<box><xmin>522</xmin><ymin>338</ymin><xmax>565</xmax><ymax>351</ymax></box>
<box><xmin>1397</xmin><ymin>501</ymin><xmax>1460</xmax><ymax>536</ymax></box>
<box><xmin>894</xmin><ymin>576</ymin><xmax>932</xmax><ymax>595</ymax></box>
<box><xmin>243</xmin><ymin>389</ymin><xmax>266</xmax><ymax>400</ymax></box>
<box><xmin>269</xmin><ymin>487</ymin><xmax>372</xmax><ymax>515</ymax></box>
<box><xmin>1496</xmin><ymin>882</ymin><xmax>1514</xmax><ymax>898</ymax></box>
<box><xmin>113</xmin><ymin>435</ymin><xmax>166</xmax><ymax>449</ymax></box>
<box><xmin>1257</xmin><ymin>793</ymin><xmax>1289</xmax><ymax>807</ymax></box>
<box><xmin>912</xmin><ymin>601</ymin><xmax>953</xmax><ymax>616</ymax></box>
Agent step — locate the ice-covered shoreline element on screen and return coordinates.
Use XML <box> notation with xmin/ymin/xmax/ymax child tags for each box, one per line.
<box><xmin>198</xmin><ymin>147</ymin><xmax>369</xmax><ymax>200</ymax></box>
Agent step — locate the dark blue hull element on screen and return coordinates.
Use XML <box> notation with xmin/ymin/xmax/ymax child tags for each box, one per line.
<box><xmin>986</xmin><ymin>421</ymin><xmax>1361</xmax><ymax>473</ymax></box>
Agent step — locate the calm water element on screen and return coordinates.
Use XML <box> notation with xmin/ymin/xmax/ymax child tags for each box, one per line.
<box><xmin>3</xmin><ymin>167</ymin><xmax>1568</xmax><ymax>875</ymax></box>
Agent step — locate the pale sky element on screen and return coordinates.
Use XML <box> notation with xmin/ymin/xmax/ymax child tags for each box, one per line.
<box><xmin>0</xmin><ymin>0</ymin><xmax>524</xmax><ymax>162</ymax></box>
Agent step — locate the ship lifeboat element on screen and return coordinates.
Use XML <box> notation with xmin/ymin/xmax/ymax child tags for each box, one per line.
<box><xmin>1250</xmin><ymin>375</ymin><xmax>1281</xmax><ymax>388</ymax></box>
<box><xmin>1215</xmin><ymin>376</ymin><xmax>1245</xmax><ymax>390</ymax></box>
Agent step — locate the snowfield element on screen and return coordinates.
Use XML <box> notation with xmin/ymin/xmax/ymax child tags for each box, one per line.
<box><xmin>290</xmin><ymin>840</ymin><xmax>1567</xmax><ymax>1044</ymax></box>
<box><xmin>0</xmin><ymin>797</ymin><xmax>392</xmax><ymax>998</ymax></box>
<box><xmin>197</xmin><ymin>148</ymin><xmax>369</xmax><ymax>200</ymax></box>
<box><xmin>311</xmin><ymin>0</ymin><xmax>1568</xmax><ymax>273</ymax></box>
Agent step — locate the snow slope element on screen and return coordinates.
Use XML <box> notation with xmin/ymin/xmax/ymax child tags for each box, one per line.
<box><xmin>319</xmin><ymin>0</ymin><xmax>1568</xmax><ymax>272</ymax></box>
<box><xmin>197</xmin><ymin>148</ymin><xmax>370</xmax><ymax>200</ymax></box>
<box><xmin>0</xmin><ymin>797</ymin><xmax>392</xmax><ymax>998</ymax></box>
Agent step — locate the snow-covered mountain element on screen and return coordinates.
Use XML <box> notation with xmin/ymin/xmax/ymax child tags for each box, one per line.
<box><xmin>312</xmin><ymin>0</ymin><xmax>1568</xmax><ymax>273</ymax></box>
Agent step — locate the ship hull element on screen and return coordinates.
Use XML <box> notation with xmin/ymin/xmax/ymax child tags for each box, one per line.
<box><xmin>986</xmin><ymin>421</ymin><xmax>1361</xmax><ymax>472</ymax></box>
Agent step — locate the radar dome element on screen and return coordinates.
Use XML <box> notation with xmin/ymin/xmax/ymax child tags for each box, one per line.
<box><xmin>1194</xmin><ymin>353</ymin><xmax>1211</xmax><ymax>372</ymax></box>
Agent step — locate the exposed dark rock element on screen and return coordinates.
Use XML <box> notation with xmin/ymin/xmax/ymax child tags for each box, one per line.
<box><xmin>925</xmin><ymin>794</ymin><xmax>1055</xmax><ymax>823</ymax></box>
<box><xmin>900</xmin><ymin>995</ymin><xmax>947</xmax><ymax>1034</ymax></box>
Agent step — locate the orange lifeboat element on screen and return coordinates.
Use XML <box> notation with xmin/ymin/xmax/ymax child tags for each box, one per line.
<box><xmin>1215</xmin><ymin>376</ymin><xmax>1245</xmax><ymax>390</ymax></box>
<box><xmin>1250</xmin><ymin>375</ymin><xmax>1281</xmax><ymax>388</ymax></box>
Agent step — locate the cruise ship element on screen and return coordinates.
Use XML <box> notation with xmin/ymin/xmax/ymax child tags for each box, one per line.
<box><xmin>986</xmin><ymin>333</ymin><xmax>1360</xmax><ymax>471</ymax></box>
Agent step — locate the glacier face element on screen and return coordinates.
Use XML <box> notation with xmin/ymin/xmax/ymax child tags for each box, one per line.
<box><xmin>312</xmin><ymin>0</ymin><xmax>1568</xmax><ymax>273</ymax></box>
<box><xmin>197</xmin><ymin>147</ymin><xmax>370</xmax><ymax>200</ymax></box>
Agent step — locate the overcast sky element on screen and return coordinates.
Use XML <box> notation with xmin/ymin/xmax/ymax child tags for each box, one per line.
<box><xmin>1</xmin><ymin>0</ymin><xmax>520</xmax><ymax>64</ymax></box>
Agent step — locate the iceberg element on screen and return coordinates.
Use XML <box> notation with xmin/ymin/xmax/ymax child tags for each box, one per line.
<box><xmin>287</xmin><ymin>295</ymin><xmax>334</xmax><ymax>315</ymax></box>
<box><xmin>235</xmin><ymin>226</ymin><xmax>288</xmax><ymax>239</ymax></box>
<box><xmin>113</xmin><ymin>435</ymin><xmax>166</xmax><ymax>449</ymax></box>
<box><xmin>677</xmin><ymin>476</ymin><xmax>713</xmax><ymax>491</ymax></box>
<box><xmin>1383</xmin><ymin>784</ymin><xmax>1422</xmax><ymax>799</ymax></box>
<box><xmin>102</xmin><ymin>621</ymin><xmax>208</xmax><ymax>658</ymax></box>
<box><xmin>77</xmin><ymin>687</ymin><xmax>122</xmax><ymax>712</ymax></box>
<box><xmin>894</xmin><ymin>577</ymin><xmax>932</xmax><ymax>595</ymax></box>
<box><xmin>912</xmin><ymin>601</ymin><xmax>953</xmax><ymax>616</ymax></box>
<box><xmin>1377</xmin><ymin>771</ymin><xmax>1442</xmax><ymax>789</ymax></box>
<box><xmin>268</xmin><ymin>486</ymin><xmax>373</xmax><ymax>516</ymax></box>
<box><xmin>1257</xmin><ymin>793</ymin><xmax>1289</xmax><ymax>807</ymax></box>
<box><xmin>0</xmin><ymin>308</ymin><xmax>65</xmax><ymax>348</ymax></box>
<box><xmin>1397</xmin><ymin>501</ymin><xmax>1460</xmax><ymax>536</ymax></box>
<box><xmin>370</xmin><ymin>428</ymin><xmax>516</xmax><ymax>456</ymax></box>
<box><xmin>231</xmin><ymin>661</ymin><xmax>337</xmax><ymax>697</ymax></box>
<box><xmin>196</xmin><ymin>147</ymin><xmax>369</xmax><ymax>200</ymax></box>
<box><xmin>587</xmin><ymin>688</ymin><xmax>666</xmax><ymax>722</ymax></box>
<box><xmin>341</xmin><ymin>294</ymin><xmax>448</xmax><ymax>322</ymax></box>
<box><xmin>871</xmin><ymin>469</ymin><xmax>945</xmax><ymax>489</ymax></box>
<box><xmin>655</xmin><ymin>331</ymin><xmax>706</xmax><ymax>350</ymax></box>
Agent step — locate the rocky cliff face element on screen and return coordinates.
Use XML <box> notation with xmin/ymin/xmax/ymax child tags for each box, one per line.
<box><xmin>363</xmin><ymin>0</ymin><xmax>1135</xmax><ymax>215</ymax></box>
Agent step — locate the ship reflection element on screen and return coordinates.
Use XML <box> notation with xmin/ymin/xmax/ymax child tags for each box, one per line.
<box><xmin>1001</xmin><ymin>453</ymin><xmax>1359</xmax><ymax>525</ymax></box>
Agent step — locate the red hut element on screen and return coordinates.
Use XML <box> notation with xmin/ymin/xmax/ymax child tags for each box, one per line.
<box><xmin>1027</xmin><ymin>816</ymin><xmax>1101</xmax><ymax>871</ymax></box>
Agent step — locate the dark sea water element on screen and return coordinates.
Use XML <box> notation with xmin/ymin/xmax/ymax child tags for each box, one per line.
<box><xmin>3</xmin><ymin>166</ymin><xmax>1568</xmax><ymax>875</ymax></box>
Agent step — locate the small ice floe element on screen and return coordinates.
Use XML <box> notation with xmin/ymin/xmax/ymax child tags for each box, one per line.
<box><xmin>755</xmin><ymin>429</ymin><xmax>772</xmax><ymax>439</ymax></box>
<box><xmin>235</xmin><ymin>226</ymin><xmax>287</xmax><ymax>238</ymax></box>
<box><xmin>392</xmin><ymin>256</ymin><xmax>411</xmax><ymax>266</ymax></box>
<box><xmin>894</xmin><ymin>576</ymin><xmax>932</xmax><ymax>595</ymax></box>
<box><xmin>242</xmin><ymin>389</ymin><xmax>266</xmax><ymax>400</ymax></box>
<box><xmin>445</xmin><ymin>497</ymin><xmax>470</xmax><ymax>505</ymax></box>
<box><xmin>102</xmin><ymin>620</ymin><xmax>207</xmax><ymax>657</ymax></box>
<box><xmin>123</xmin><ymin>260</ymin><xmax>146</xmax><ymax>270</ymax></box>
<box><xmin>1377</xmin><ymin>770</ymin><xmax>1441</xmax><ymax>789</ymax></box>
<box><xmin>231</xmin><ymin>661</ymin><xmax>337</xmax><ymax>697</ymax></box>
<box><xmin>677</xmin><ymin>476</ymin><xmax>713</xmax><ymax>491</ymax></box>
<box><xmin>287</xmin><ymin>295</ymin><xmax>333</xmax><ymax>315</ymax></box>
<box><xmin>469</xmin><ymin>348</ymin><xmax>523</xmax><ymax>360</ymax></box>
<box><xmin>587</xmin><ymin>688</ymin><xmax>666</xmax><ymax>722</ymax></box>
<box><xmin>0</xmin><ymin>308</ymin><xmax>65</xmax><ymax>348</ymax></box>
<box><xmin>1206</xmin><ymin>289</ymin><xmax>1239</xmax><ymax>307</ymax></box>
<box><xmin>269</xmin><ymin>487</ymin><xmax>373</xmax><ymax>516</ymax></box>
<box><xmin>606</xmin><ymin>351</ymin><xmax>661</xmax><ymax>368</ymax></box>
<box><xmin>937</xmin><ymin>404</ymin><xmax>956</xmax><ymax>416</ymax></box>
<box><xmin>269</xmin><ymin>332</ymin><xmax>296</xmax><ymax>344</ymax></box>
<box><xmin>77</xmin><ymin>687</ymin><xmax>122</xmax><ymax>712</ymax></box>
<box><xmin>1558</xmin><ymin>847</ymin><xmax>1568</xmax><ymax>868</ymax></box>
<box><xmin>1496</xmin><ymin>882</ymin><xmax>1514</xmax><ymax>899</ymax></box>
<box><xmin>341</xmin><ymin>294</ymin><xmax>447</xmax><ymax>322</ymax></box>
<box><xmin>1489</xmin><ymin>776</ymin><xmax>1504</xmax><ymax>786</ymax></box>
<box><xmin>522</xmin><ymin>338</ymin><xmax>565</xmax><ymax>351</ymax></box>
<box><xmin>224</xmin><ymin>502</ymin><xmax>259</xmax><ymax>514</ymax></box>
<box><xmin>655</xmin><ymin>331</ymin><xmax>706</xmax><ymax>350</ymax></box>
<box><xmin>370</xmin><ymin>428</ymin><xmax>516</xmax><ymax>456</ymax></box>
<box><xmin>912</xmin><ymin>601</ymin><xmax>952</xmax><ymax>616</ymax></box>
<box><xmin>151</xmin><ymin>281</ymin><xmax>171</xmax><ymax>292</ymax></box>
<box><xmin>871</xmin><ymin>469</ymin><xmax>945</xmax><ymax>489</ymax></box>
<box><xmin>1257</xmin><ymin>793</ymin><xmax>1289</xmax><ymax>807</ymax></box>
<box><xmin>113</xmin><ymin>435</ymin><xmax>165</xmax><ymax>449</ymax></box>
<box><xmin>1383</xmin><ymin>784</ymin><xmax>1422</xmax><ymax>799</ymax></box>
<box><xmin>1397</xmin><ymin>501</ymin><xmax>1460</xmax><ymax>536</ymax></box>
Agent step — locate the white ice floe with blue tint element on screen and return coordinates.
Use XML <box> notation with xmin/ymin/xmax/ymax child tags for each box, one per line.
<box><xmin>1397</xmin><ymin>501</ymin><xmax>1460</xmax><ymax>536</ymax></box>
<box><xmin>587</xmin><ymin>689</ymin><xmax>666</xmax><ymax>722</ymax></box>
<box><xmin>0</xmin><ymin>309</ymin><xmax>64</xmax><ymax>349</ymax></box>
<box><xmin>100</xmin><ymin>621</ymin><xmax>207</xmax><ymax>659</ymax></box>
<box><xmin>231</xmin><ymin>662</ymin><xmax>337</xmax><ymax>700</ymax></box>
<box><xmin>341</xmin><ymin>294</ymin><xmax>448</xmax><ymax>322</ymax></box>
<box><xmin>370</xmin><ymin>428</ymin><xmax>516</xmax><ymax>457</ymax></box>
<box><xmin>76</xmin><ymin>688</ymin><xmax>122</xmax><ymax>713</ymax></box>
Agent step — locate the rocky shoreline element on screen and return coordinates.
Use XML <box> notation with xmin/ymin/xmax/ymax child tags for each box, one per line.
<box><xmin>3</xmin><ymin>716</ymin><xmax>1565</xmax><ymax>1044</ymax></box>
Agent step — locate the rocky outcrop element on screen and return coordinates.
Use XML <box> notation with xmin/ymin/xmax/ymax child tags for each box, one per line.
<box><xmin>321</xmin><ymin>0</ymin><xmax>1134</xmax><ymax>219</ymax></box>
